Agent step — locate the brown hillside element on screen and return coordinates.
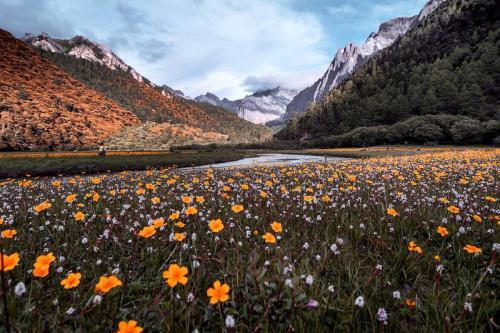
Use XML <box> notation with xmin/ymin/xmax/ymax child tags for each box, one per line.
<box><xmin>0</xmin><ymin>29</ymin><xmax>139</xmax><ymax>150</ymax></box>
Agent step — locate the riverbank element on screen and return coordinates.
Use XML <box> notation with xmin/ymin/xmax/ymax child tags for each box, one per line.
<box><xmin>0</xmin><ymin>151</ymin><xmax>253</xmax><ymax>178</ymax></box>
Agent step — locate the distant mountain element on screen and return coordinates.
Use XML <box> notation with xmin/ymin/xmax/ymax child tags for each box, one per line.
<box><xmin>196</xmin><ymin>87</ymin><xmax>298</xmax><ymax>124</ymax></box>
<box><xmin>21</xmin><ymin>32</ymin><xmax>271</xmax><ymax>148</ymax></box>
<box><xmin>0</xmin><ymin>29</ymin><xmax>138</xmax><ymax>150</ymax></box>
<box><xmin>278</xmin><ymin>0</ymin><xmax>500</xmax><ymax>146</ymax></box>
<box><xmin>284</xmin><ymin>0</ymin><xmax>445</xmax><ymax>119</ymax></box>
<box><xmin>160</xmin><ymin>85</ymin><xmax>191</xmax><ymax>100</ymax></box>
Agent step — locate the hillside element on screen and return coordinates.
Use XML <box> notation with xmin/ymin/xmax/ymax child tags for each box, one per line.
<box><xmin>279</xmin><ymin>0</ymin><xmax>500</xmax><ymax>146</ymax></box>
<box><xmin>0</xmin><ymin>29</ymin><xmax>139</xmax><ymax>151</ymax></box>
<box><xmin>25</xmin><ymin>34</ymin><xmax>271</xmax><ymax>144</ymax></box>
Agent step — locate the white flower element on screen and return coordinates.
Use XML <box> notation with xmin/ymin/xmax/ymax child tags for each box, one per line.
<box><xmin>377</xmin><ymin>307</ymin><xmax>388</xmax><ymax>324</ymax></box>
<box><xmin>14</xmin><ymin>282</ymin><xmax>26</xmax><ymax>296</ymax></box>
<box><xmin>285</xmin><ymin>279</ymin><xmax>293</xmax><ymax>288</ymax></box>
<box><xmin>392</xmin><ymin>291</ymin><xmax>401</xmax><ymax>300</ymax></box>
<box><xmin>225</xmin><ymin>315</ymin><xmax>235</xmax><ymax>328</ymax></box>
<box><xmin>111</xmin><ymin>268</ymin><xmax>120</xmax><ymax>274</ymax></box>
<box><xmin>81</xmin><ymin>237</ymin><xmax>88</xmax><ymax>244</ymax></box>
<box><xmin>192</xmin><ymin>260</ymin><xmax>200</xmax><ymax>269</ymax></box>
<box><xmin>328</xmin><ymin>285</ymin><xmax>335</xmax><ymax>293</ymax></box>
<box><xmin>464</xmin><ymin>302</ymin><xmax>473</xmax><ymax>313</ymax></box>
<box><xmin>436</xmin><ymin>264</ymin><xmax>444</xmax><ymax>274</ymax></box>
<box><xmin>66</xmin><ymin>307</ymin><xmax>76</xmax><ymax>315</ymax></box>
<box><xmin>187</xmin><ymin>293</ymin><xmax>195</xmax><ymax>303</ymax></box>
<box><xmin>305</xmin><ymin>275</ymin><xmax>314</xmax><ymax>285</ymax></box>
<box><xmin>375</xmin><ymin>264</ymin><xmax>383</xmax><ymax>271</ymax></box>
<box><xmin>93</xmin><ymin>295</ymin><xmax>103</xmax><ymax>304</ymax></box>
<box><xmin>303</xmin><ymin>242</ymin><xmax>309</xmax><ymax>250</ymax></box>
<box><xmin>355</xmin><ymin>296</ymin><xmax>365</xmax><ymax>308</ymax></box>
<box><xmin>493</xmin><ymin>243</ymin><xmax>500</xmax><ymax>251</ymax></box>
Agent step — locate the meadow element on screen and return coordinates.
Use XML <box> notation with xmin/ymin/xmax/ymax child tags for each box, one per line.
<box><xmin>0</xmin><ymin>148</ymin><xmax>498</xmax><ymax>332</ymax></box>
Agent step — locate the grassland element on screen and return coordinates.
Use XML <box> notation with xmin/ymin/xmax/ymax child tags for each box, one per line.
<box><xmin>0</xmin><ymin>151</ymin><xmax>251</xmax><ymax>178</ymax></box>
<box><xmin>0</xmin><ymin>148</ymin><xmax>498</xmax><ymax>332</ymax></box>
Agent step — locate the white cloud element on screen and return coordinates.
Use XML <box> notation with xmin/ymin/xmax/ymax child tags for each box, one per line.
<box><xmin>104</xmin><ymin>0</ymin><xmax>328</xmax><ymax>99</ymax></box>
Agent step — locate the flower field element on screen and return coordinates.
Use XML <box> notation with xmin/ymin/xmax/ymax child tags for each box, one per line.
<box><xmin>0</xmin><ymin>149</ymin><xmax>498</xmax><ymax>332</ymax></box>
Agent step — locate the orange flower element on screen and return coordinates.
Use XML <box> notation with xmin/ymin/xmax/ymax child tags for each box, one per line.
<box><xmin>195</xmin><ymin>196</ymin><xmax>205</xmax><ymax>203</ymax></box>
<box><xmin>151</xmin><ymin>197</ymin><xmax>161</xmax><ymax>204</ymax></box>
<box><xmin>1</xmin><ymin>229</ymin><xmax>16</xmax><ymax>238</ymax></box>
<box><xmin>181</xmin><ymin>196</ymin><xmax>193</xmax><ymax>204</ymax></box>
<box><xmin>169</xmin><ymin>212</ymin><xmax>180</xmax><ymax>220</ymax></box>
<box><xmin>231</xmin><ymin>205</ymin><xmax>244</xmax><ymax>213</ymax></box>
<box><xmin>34</xmin><ymin>201</ymin><xmax>52</xmax><ymax>213</ymax></box>
<box><xmin>162</xmin><ymin>264</ymin><xmax>189</xmax><ymax>287</ymax></box>
<box><xmin>447</xmin><ymin>206</ymin><xmax>460</xmax><ymax>214</ymax></box>
<box><xmin>61</xmin><ymin>272</ymin><xmax>82</xmax><ymax>289</ymax></box>
<box><xmin>207</xmin><ymin>280</ymin><xmax>230</xmax><ymax>304</ymax></box>
<box><xmin>387</xmin><ymin>208</ymin><xmax>398</xmax><ymax>217</ymax></box>
<box><xmin>92</xmin><ymin>192</ymin><xmax>100</xmax><ymax>202</ymax></box>
<box><xmin>136</xmin><ymin>189</ymin><xmax>146</xmax><ymax>196</ymax></box>
<box><xmin>65</xmin><ymin>194</ymin><xmax>77</xmax><ymax>203</ymax></box>
<box><xmin>262</xmin><ymin>232</ymin><xmax>276</xmax><ymax>244</ymax></box>
<box><xmin>0</xmin><ymin>252</ymin><xmax>20</xmax><ymax>271</ymax></box>
<box><xmin>436</xmin><ymin>226</ymin><xmax>448</xmax><ymax>237</ymax></box>
<box><xmin>321</xmin><ymin>195</ymin><xmax>332</xmax><ymax>203</ymax></box>
<box><xmin>303</xmin><ymin>196</ymin><xmax>314</xmax><ymax>203</ymax></box>
<box><xmin>472</xmin><ymin>215</ymin><xmax>482</xmax><ymax>223</ymax></box>
<box><xmin>484</xmin><ymin>196</ymin><xmax>497</xmax><ymax>203</ymax></box>
<box><xmin>174</xmin><ymin>221</ymin><xmax>185</xmax><ymax>228</ymax></box>
<box><xmin>152</xmin><ymin>218</ymin><xmax>165</xmax><ymax>228</ymax></box>
<box><xmin>138</xmin><ymin>226</ymin><xmax>156</xmax><ymax>238</ymax></box>
<box><xmin>209</xmin><ymin>219</ymin><xmax>224</xmax><ymax>233</ymax></box>
<box><xmin>33</xmin><ymin>263</ymin><xmax>50</xmax><ymax>278</ymax></box>
<box><xmin>35</xmin><ymin>253</ymin><xmax>56</xmax><ymax>266</ymax></box>
<box><xmin>117</xmin><ymin>320</ymin><xmax>143</xmax><ymax>333</ymax></box>
<box><xmin>0</xmin><ymin>218</ymin><xmax>3</xmax><ymax>225</ymax></box>
<box><xmin>74</xmin><ymin>211</ymin><xmax>85</xmax><ymax>221</ymax></box>
<box><xmin>463</xmin><ymin>245</ymin><xmax>482</xmax><ymax>254</ymax></box>
<box><xmin>408</xmin><ymin>241</ymin><xmax>423</xmax><ymax>254</ymax></box>
<box><xmin>95</xmin><ymin>275</ymin><xmax>122</xmax><ymax>294</ymax></box>
<box><xmin>405</xmin><ymin>299</ymin><xmax>416</xmax><ymax>309</ymax></box>
<box><xmin>173</xmin><ymin>233</ymin><xmax>186</xmax><ymax>242</ymax></box>
<box><xmin>270</xmin><ymin>221</ymin><xmax>282</xmax><ymax>233</ymax></box>
<box><xmin>52</xmin><ymin>181</ymin><xmax>61</xmax><ymax>187</ymax></box>
<box><xmin>185</xmin><ymin>206</ymin><xmax>198</xmax><ymax>215</ymax></box>
<box><xmin>91</xmin><ymin>177</ymin><xmax>101</xmax><ymax>185</ymax></box>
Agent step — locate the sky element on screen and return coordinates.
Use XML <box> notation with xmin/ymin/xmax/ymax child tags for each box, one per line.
<box><xmin>0</xmin><ymin>0</ymin><xmax>427</xmax><ymax>99</ymax></box>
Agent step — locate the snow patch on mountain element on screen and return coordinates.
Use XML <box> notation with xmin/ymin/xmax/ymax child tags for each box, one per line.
<box><xmin>196</xmin><ymin>87</ymin><xmax>297</xmax><ymax>124</ymax></box>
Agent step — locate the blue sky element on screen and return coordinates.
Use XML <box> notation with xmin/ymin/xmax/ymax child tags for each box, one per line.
<box><xmin>0</xmin><ymin>0</ymin><xmax>427</xmax><ymax>99</ymax></box>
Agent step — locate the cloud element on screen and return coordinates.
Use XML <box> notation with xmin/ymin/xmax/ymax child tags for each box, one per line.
<box><xmin>328</xmin><ymin>4</ymin><xmax>357</xmax><ymax>15</ymax></box>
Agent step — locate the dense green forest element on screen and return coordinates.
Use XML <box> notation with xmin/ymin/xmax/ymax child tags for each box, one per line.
<box><xmin>279</xmin><ymin>0</ymin><xmax>500</xmax><ymax>145</ymax></box>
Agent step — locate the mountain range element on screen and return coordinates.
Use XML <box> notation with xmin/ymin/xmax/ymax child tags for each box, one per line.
<box><xmin>284</xmin><ymin>0</ymin><xmax>446</xmax><ymax>120</ymax></box>
<box><xmin>195</xmin><ymin>87</ymin><xmax>298</xmax><ymax>124</ymax></box>
<box><xmin>10</xmin><ymin>31</ymin><xmax>271</xmax><ymax>150</ymax></box>
<box><xmin>278</xmin><ymin>0</ymin><xmax>500</xmax><ymax>146</ymax></box>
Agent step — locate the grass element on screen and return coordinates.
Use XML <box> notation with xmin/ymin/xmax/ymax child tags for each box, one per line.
<box><xmin>0</xmin><ymin>148</ymin><xmax>498</xmax><ymax>332</ymax></box>
<box><xmin>0</xmin><ymin>151</ymin><xmax>251</xmax><ymax>178</ymax></box>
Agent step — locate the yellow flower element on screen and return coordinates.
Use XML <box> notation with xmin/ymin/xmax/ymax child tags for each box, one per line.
<box><xmin>173</xmin><ymin>233</ymin><xmax>186</xmax><ymax>242</ymax></box>
<box><xmin>61</xmin><ymin>272</ymin><xmax>82</xmax><ymax>289</ymax></box>
<box><xmin>231</xmin><ymin>205</ymin><xmax>244</xmax><ymax>213</ymax></box>
<box><xmin>95</xmin><ymin>275</ymin><xmax>122</xmax><ymax>294</ymax></box>
<box><xmin>117</xmin><ymin>320</ymin><xmax>143</xmax><ymax>333</ymax></box>
<box><xmin>185</xmin><ymin>206</ymin><xmax>198</xmax><ymax>215</ymax></box>
<box><xmin>0</xmin><ymin>252</ymin><xmax>20</xmax><ymax>271</ymax></box>
<box><xmin>34</xmin><ymin>201</ymin><xmax>52</xmax><ymax>213</ymax></box>
<box><xmin>262</xmin><ymin>232</ymin><xmax>276</xmax><ymax>244</ymax></box>
<box><xmin>209</xmin><ymin>219</ymin><xmax>224</xmax><ymax>233</ymax></box>
<box><xmin>207</xmin><ymin>280</ymin><xmax>230</xmax><ymax>304</ymax></box>
<box><xmin>162</xmin><ymin>264</ymin><xmax>189</xmax><ymax>287</ymax></box>
<box><xmin>1</xmin><ymin>229</ymin><xmax>16</xmax><ymax>239</ymax></box>
<box><xmin>434</xmin><ymin>255</ymin><xmax>441</xmax><ymax>261</ymax></box>
<box><xmin>74</xmin><ymin>211</ymin><xmax>85</xmax><ymax>221</ymax></box>
<box><xmin>387</xmin><ymin>208</ymin><xmax>398</xmax><ymax>217</ymax></box>
<box><xmin>151</xmin><ymin>197</ymin><xmax>161</xmax><ymax>204</ymax></box>
<box><xmin>463</xmin><ymin>245</ymin><xmax>482</xmax><ymax>254</ymax></box>
<box><xmin>65</xmin><ymin>194</ymin><xmax>77</xmax><ymax>203</ymax></box>
<box><xmin>447</xmin><ymin>206</ymin><xmax>460</xmax><ymax>214</ymax></box>
<box><xmin>436</xmin><ymin>226</ymin><xmax>448</xmax><ymax>237</ymax></box>
<box><xmin>138</xmin><ymin>226</ymin><xmax>156</xmax><ymax>238</ymax></box>
<box><xmin>438</xmin><ymin>197</ymin><xmax>450</xmax><ymax>204</ymax></box>
<box><xmin>270</xmin><ymin>221</ymin><xmax>282</xmax><ymax>233</ymax></box>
